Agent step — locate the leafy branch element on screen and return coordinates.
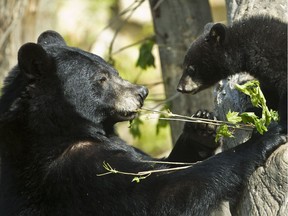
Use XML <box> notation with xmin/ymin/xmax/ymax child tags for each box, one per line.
<box><xmin>133</xmin><ymin>81</ymin><xmax>278</xmax><ymax>142</ymax></box>
<box><xmin>235</xmin><ymin>80</ymin><xmax>279</xmax><ymax>130</ymax></box>
<box><xmin>138</xmin><ymin>107</ymin><xmax>254</xmax><ymax>131</ymax></box>
<box><xmin>215</xmin><ymin>80</ymin><xmax>279</xmax><ymax>141</ymax></box>
<box><xmin>97</xmin><ymin>161</ymin><xmax>194</xmax><ymax>183</ymax></box>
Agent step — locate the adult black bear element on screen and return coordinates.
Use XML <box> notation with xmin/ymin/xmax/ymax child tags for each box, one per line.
<box><xmin>177</xmin><ymin>16</ymin><xmax>287</xmax><ymax>128</ymax></box>
<box><xmin>0</xmin><ymin>31</ymin><xmax>286</xmax><ymax>216</ymax></box>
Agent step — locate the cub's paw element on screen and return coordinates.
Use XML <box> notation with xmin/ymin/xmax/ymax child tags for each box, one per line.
<box><xmin>182</xmin><ymin>110</ymin><xmax>219</xmax><ymax>148</ymax></box>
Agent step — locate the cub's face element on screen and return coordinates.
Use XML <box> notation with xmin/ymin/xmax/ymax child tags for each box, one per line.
<box><xmin>18</xmin><ymin>31</ymin><xmax>148</xmax><ymax>125</ymax></box>
<box><xmin>177</xmin><ymin>23</ymin><xmax>229</xmax><ymax>94</ymax></box>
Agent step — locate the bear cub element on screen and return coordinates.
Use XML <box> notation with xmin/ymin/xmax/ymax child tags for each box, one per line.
<box><xmin>177</xmin><ymin>16</ymin><xmax>287</xmax><ymax>129</ymax></box>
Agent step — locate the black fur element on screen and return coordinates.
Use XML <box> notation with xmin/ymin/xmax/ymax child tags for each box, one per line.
<box><xmin>168</xmin><ymin>110</ymin><xmax>219</xmax><ymax>162</ymax></box>
<box><xmin>0</xmin><ymin>31</ymin><xmax>286</xmax><ymax>216</ymax></box>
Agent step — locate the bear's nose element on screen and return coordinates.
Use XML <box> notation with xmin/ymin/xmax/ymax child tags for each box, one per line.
<box><xmin>138</xmin><ymin>86</ymin><xmax>149</xmax><ymax>105</ymax></box>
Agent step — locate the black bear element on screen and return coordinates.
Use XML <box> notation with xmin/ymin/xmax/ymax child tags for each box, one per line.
<box><xmin>177</xmin><ymin>16</ymin><xmax>287</xmax><ymax>128</ymax></box>
<box><xmin>0</xmin><ymin>31</ymin><xmax>286</xmax><ymax>216</ymax></box>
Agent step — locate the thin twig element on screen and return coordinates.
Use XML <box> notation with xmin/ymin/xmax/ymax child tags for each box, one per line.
<box><xmin>142</xmin><ymin>160</ymin><xmax>195</xmax><ymax>165</ymax></box>
<box><xmin>156</xmin><ymin>117</ymin><xmax>253</xmax><ymax>131</ymax></box>
<box><xmin>97</xmin><ymin>162</ymin><xmax>194</xmax><ymax>178</ymax></box>
<box><xmin>96</xmin><ymin>0</ymin><xmax>145</xmax><ymax>36</ymax></box>
<box><xmin>147</xmin><ymin>92</ymin><xmax>181</xmax><ymax>110</ymax></box>
<box><xmin>108</xmin><ymin>0</ymin><xmax>145</xmax><ymax>60</ymax></box>
<box><xmin>138</xmin><ymin>107</ymin><xmax>254</xmax><ymax>131</ymax></box>
<box><xmin>112</xmin><ymin>35</ymin><xmax>155</xmax><ymax>55</ymax></box>
<box><xmin>138</xmin><ymin>165</ymin><xmax>193</xmax><ymax>175</ymax></box>
<box><xmin>153</xmin><ymin>0</ymin><xmax>166</xmax><ymax>10</ymax></box>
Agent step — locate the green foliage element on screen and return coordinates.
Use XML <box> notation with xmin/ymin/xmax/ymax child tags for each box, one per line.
<box><xmin>239</xmin><ymin>112</ymin><xmax>267</xmax><ymax>134</ymax></box>
<box><xmin>226</xmin><ymin>110</ymin><xmax>242</xmax><ymax>124</ymax></box>
<box><xmin>235</xmin><ymin>80</ymin><xmax>264</xmax><ymax>108</ymax></box>
<box><xmin>136</xmin><ymin>39</ymin><xmax>155</xmax><ymax>70</ymax></box>
<box><xmin>129</xmin><ymin>117</ymin><xmax>144</xmax><ymax>138</ymax></box>
<box><xmin>215</xmin><ymin>124</ymin><xmax>234</xmax><ymax>142</ymax></box>
<box><xmin>128</xmin><ymin>119</ymin><xmax>171</xmax><ymax>157</ymax></box>
<box><xmin>129</xmin><ymin>104</ymin><xmax>171</xmax><ymax>140</ymax></box>
<box><xmin>156</xmin><ymin>104</ymin><xmax>170</xmax><ymax>135</ymax></box>
<box><xmin>216</xmin><ymin>80</ymin><xmax>279</xmax><ymax>141</ymax></box>
<box><xmin>235</xmin><ymin>80</ymin><xmax>279</xmax><ymax>129</ymax></box>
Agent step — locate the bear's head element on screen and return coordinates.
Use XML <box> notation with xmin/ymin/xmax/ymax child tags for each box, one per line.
<box><xmin>177</xmin><ymin>23</ymin><xmax>229</xmax><ymax>94</ymax></box>
<box><xmin>0</xmin><ymin>31</ymin><xmax>148</xmax><ymax>136</ymax></box>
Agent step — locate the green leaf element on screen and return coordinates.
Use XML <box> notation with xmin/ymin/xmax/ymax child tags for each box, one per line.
<box><xmin>216</xmin><ymin>80</ymin><xmax>279</xmax><ymax>140</ymax></box>
<box><xmin>129</xmin><ymin>117</ymin><xmax>143</xmax><ymax>138</ymax></box>
<box><xmin>132</xmin><ymin>173</ymin><xmax>151</xmax><ymax>183</ymax></box>
<box><xmin>235</xmin><ymin>80</ymin><xmax>279</xmax><ymax>135</ymax></box>
<box><xmin>270</xmin><ymin>109</ymin><xmax>279</xmax><ymax>122</ymax></box>
<box><xmin>254</xmin><ymin>118</ymin><xmax>268</xmax><ymax>134</ymax></box>
<box><xmin>132</xmin><ymin>177</ymin><xmax>141</xmax><ymax>183</ymax></box>
<box><xmin>235</xmin><ymin>80</ymin><xmax>263</xmax><ymax>108</ymax></box>
<box><xmin>239</xmin><ymin>112</ymin><xmax>267</xmax><ymax>134</ymax></box>
<box><xmin>226</xmin><ymin>110</ymin><xmax>242</xmax><ymax>124</ymax></box>
<box><xmin>215</xmin><ymin>124</ymin><xmax>234</xmax><ymax>142</ymax></box>
<box><xmin>239</xmin><ymin>112</ymin><xmax>258</xmax><ymax>124</ymax></box>
<box><xmin>136</xmin><ymin>40</ymin><xmax>155</xmax><ymax>70</ymax></box>
<box><xmin>156</xmin><ymin>113</ymin><xmax>169</xmax><ymax>135</ymax></box>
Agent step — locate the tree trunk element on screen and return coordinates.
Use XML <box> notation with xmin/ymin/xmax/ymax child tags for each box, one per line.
<box><xmin>0</xmin><ymin>0</ymin><xmax>42</xmax><ymax>81</ymax></box>
<box><xmin>215</xmin><ymin>0</ymin><xmax>288</xmax><ymax>215</ymax></box>
<box><xmin>148</xmin><ymin>0</ymin><xmax>214</xmax><ymax>144</ymax></box>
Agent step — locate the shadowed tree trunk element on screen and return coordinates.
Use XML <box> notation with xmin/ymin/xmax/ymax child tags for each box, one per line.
<box><xmin>214</xmin><ymin>0</ymin><xmax>288</xmax><ymax>215</ymax></box>
<box><xmin>148</xmin><ymin>0</ymin><xmax>214</xmax><ymax>144</ymax></box>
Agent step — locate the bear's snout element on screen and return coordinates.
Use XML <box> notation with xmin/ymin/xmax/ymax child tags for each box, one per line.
<box><xmin>177</xmin><ymin>73</ymin><xmax>200</xmax><ymax>94</ymax></box>
<box><xmin>137</xmin><ymin>86</ymin><xmax>149</xmax><ymax>105</ymax></box>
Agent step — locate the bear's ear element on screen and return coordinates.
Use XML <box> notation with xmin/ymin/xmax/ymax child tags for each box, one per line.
<box><xmin>18</xmin><ymin>43</ymin><xmax>51</xmax><ymax>79</ymax></box>
<box><xmin>37</xmin><ymin>30</ymin><xmax>66</xmax><ymax>46</ymax></box>
<box><xmin>206</xmin><ymin>23</ymin><xmax>227</xmax><ymax>45</ymax></box>
<box><xmin>203</xmin><ymin>23</ymin><xmax>214</xmax><ymax>34</ymax></box>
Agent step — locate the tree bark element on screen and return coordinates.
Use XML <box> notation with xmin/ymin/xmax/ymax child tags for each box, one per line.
<box><xmin>0</xmin><ymin>0</ymin><xmax>41</xmax><ymax>81</ymax></box>
<box><xmin>148</xmin><ymin>0</ymin><xmax>214</xmax><ymax>144</ymax></box>
<box><xmin>215</xmin><ymin>0</ymin><xmax>288</xmax><ymax>215</ymax></box>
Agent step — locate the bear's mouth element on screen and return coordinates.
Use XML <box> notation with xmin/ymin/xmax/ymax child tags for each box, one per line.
<box><xmin>114</xmin><ymin>96</ymin><xmax>145</xmax><ymax>121</ymax></box>
<box><xmin>177</xmin><ymin>73</ymin><xmax>213</xmax><ymax>95</ymax></box>
<box><xmin>177</xmin><ymin>83</ymin><xmax>210</xmax><ymax>95</ymax></box>
<box><xmin>116</xmin><ymin>110</ymin><xmax>138</xmax><ymax>121</ymax></box>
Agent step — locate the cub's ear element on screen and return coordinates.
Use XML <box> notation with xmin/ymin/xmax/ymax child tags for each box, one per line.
<box><xmin>18</xmin><ymin>43</ymin><xmax>51</xmax><ymax>79</ymax></box>
<box><xmin>37</xmin><ymin>30</ymin><xmax>66</xmax><ymax>46</ymax></box>
<box><xmin>206</xmin><ymin>23</ymin><xmax>227</xmax><ymax>45</ymax></box>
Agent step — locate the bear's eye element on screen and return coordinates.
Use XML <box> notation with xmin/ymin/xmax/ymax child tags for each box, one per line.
<box><xmin>188</xmin><ymin>65</ymin><xmax>195</xmax><ymax>72</ymax></box>
<box><xmin>99</xmin><ymin>77</ymin><xmax>107</xmax><ymax>83</ymax></box>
